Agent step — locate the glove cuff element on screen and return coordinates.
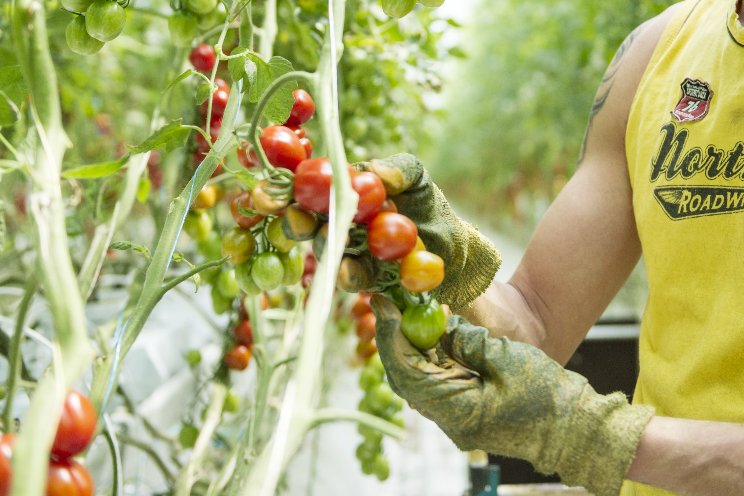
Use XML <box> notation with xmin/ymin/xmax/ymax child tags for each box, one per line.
<box><xmin>547</xmin><ymin>386</ymin><xmax>654</xmax><ymax>496</ymax></box>
<box><xmin>437</xmin><ymin>222</ymin><xmax>501</xmax><ymax>312</ymax></box>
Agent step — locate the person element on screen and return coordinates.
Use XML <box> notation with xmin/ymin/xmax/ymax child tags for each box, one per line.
<box><xmin>359</xmin><ymin>0</ymin><xmax>744</xmax><ymax>494</ymax></box>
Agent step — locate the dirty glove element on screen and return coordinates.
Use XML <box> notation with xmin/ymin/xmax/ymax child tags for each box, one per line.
<box><xmin>357</xmin><ymin>154</ymin><xmax>501</xmax><ymax>311</ymax></box>
<box><xmin>372</xmin><ymin>296</ymin><xmax>654</xmax><ymax>496</ymax></box>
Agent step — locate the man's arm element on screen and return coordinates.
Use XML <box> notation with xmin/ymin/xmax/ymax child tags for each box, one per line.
<box><xmin>462</xmin><ymin>5</ymin><xmax>680</xmax><ymax>364</ymax></box>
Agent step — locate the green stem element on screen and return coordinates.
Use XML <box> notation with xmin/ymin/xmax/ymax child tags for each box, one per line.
<box><xmin>205</xmin><ymin>23</ymin><xmax>232</xmax><ymax>139</ymax></box>
<box><xmin>160</xmin><ymin>257</ymin><xmax>228</xmax><ymax>296</ymax></box>
<box><xmin>238</xmin><ymin>2</ymin><xmax>253</xmax><ymax>48</ymax></box>
<box><xmin>311</xmin><ymin>408</ymin><xmax>406</xmax><ymax>439</ymax></box>
<box><xmin>102</xmin><ymin>415</ymin><xmax>124</xmax><ymax>496</ymax></box>
<box><xmin>118</xmin><ymin>433</ymin><xmax>176</xmax><ymax>484</ymax></box>
<box><xmin>2</xmin><ymin>278</ymin><xmax>36</xmax><ymax>433</ymax></box>
<box><xmin>258</xmin><ymin>0</ymin><xmax>277</xmax><ymax>60</ymax></box>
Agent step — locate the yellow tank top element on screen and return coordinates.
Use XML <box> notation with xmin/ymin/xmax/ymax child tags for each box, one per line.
<box><xmin>623</xmin><ymin>0</ymin><xmax>744</xmax><ymax>494</ymax></box>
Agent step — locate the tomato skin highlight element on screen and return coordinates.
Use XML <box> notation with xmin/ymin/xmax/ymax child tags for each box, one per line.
<box><xmin>0</xmin><ymin>434</ymin><xmax>15</xmax><ymax>496</ymax></box>
<box><xmin>399</xmin><ymin>249</ymin><xmax>445</xmax><ymax>293</ymax></box>
<box><xmin>367</xmin><ymin>212</ymin><xmax>418</xmax><ymax>261</ymax></box>
<box><xmin>51</xmin><ymin>391</ymin><xmax>98</xmax><ymax>460</ymax></box>
<box><xmin>351</xmin><ymin>171</ymin><xmax>386</xmax><ymax>224</ymax></box>
<box><xmin>46</xmin><ymin>459</ymin><xmax>94</xmax><ymax>496</ymax></box>
<box><xmin>259</xmin><ymin>126</ymin><xmax>307</xmax><ymax>172</ymax></box>
<box><xmin>284</xmin><ymin>89</ymin><xmax>316</xmax><ymax>126</ymax></box>
<box><xmin>400</xmin><ymin>299</ymin><xmax>447</xmax><ymax>350</ymax></box>
<box><xmin>293</xmin><ymin>157</ymin><xmax>333</xmax><ymax>214</ymax></box>
<box><xmin>189</xmin><ymin>43</ymin><xmax>216</xmax><ymax>72</ymax></box>
<box><xmin>85</xmin><ymin>0</ymin><xmax>126</xmax><ymax>42</ymax></box>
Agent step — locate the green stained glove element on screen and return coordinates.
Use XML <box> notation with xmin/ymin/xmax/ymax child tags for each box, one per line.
<box><xmin>358</xmin><ymin>154</ymin><xmax>501</xmax><ymax>311</ymax></box>
<box><xmin>372</xmin><ymin>295</ymin><xmax>654</xmax><ymax>496</ymax></box>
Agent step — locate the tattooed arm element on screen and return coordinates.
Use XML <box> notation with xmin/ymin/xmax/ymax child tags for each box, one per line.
<box><xmin>460</xmin><ymin>3</ymin><xmax>686</xmax><ymax>364</ymax></box>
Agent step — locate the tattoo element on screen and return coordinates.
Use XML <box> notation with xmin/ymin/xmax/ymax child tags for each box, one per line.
<box><xmin>577</xmin><ymin>22</ymin><xmax>647</xmax><ymax>164</ymax></box>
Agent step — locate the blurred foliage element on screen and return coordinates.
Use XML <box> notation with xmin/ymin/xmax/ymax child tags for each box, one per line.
<box><xmin>424</xmin><ymin>0</ymin><xmax>676</xmax><ymax>238</ymax></box>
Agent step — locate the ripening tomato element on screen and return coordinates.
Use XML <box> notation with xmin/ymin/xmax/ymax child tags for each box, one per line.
<box><xmin>224</xmin><ymin>344</ymin><xmax>252</xmax><ymax>371</ymax></box>
<box><xmin>284</xmin><ymin>89</ymin><xmax>316</xmax><ymax>126</ymax></box>
<box><xmin>367</xmin><ymin>212</ymin><xmax>418</xmax><ymax>261</ymax></box>
<box><xmin>355</xmin><ymin>312</ymin><xmax>376</xmax><ymax>342</ymax></box>
<box><xmin>355</xmin><ymin>339</ymin><xmax>378</xmax><ymax>362</ymax></box>
<box><xmin>399</xmin><ymin>250</ymin><xmax>444</xmax><ymax>293</ymax></box>
<box><xmin>237</xmin><ymin>146</ymin><xmax>259</xmax><ymax>168</ymax></box>
<box><xmin>51</xmin><ymin>390</ymin><xmax>98</xmax><ymax>460</ymax></box>
<box><xmin>230</xmin><ymin>191</ymin><xmax>264</xmax><ymax>229</ymax></box>
<box><xmin>0</xmin><ymin>434</ymin><xmax>16</xmax><ymax>496</ymax></box>
<box><xmin>351</xmin><ymin>171</ymin><xmax>386</xmax><ymax>224</ymax></box>
<box><xmin>85</xmin><ymin>0</ymin><xmax>126</xmax><ymax>42</ymax></box>
<box><xmin>281</xmin><ymin>204</ymin><xmax>319</xmax><ymax>241</ymax></box>
<box><xmin>46</xmin><ymin>459</ymin><xmax>94</xmax><ymax>496</ymax></box>
<box><xmin>189</xmin><ymin>43</ymin><xmax>216</xmax><ymax>72</ymax></box>
<box><xmin>351</xmin><ymin>293</ymin><xmax>372</xmax><ymax>320</ymax></box>
<box><xmin>193</xmin><ymin>184</ymin><xmax>218</xmax><ymax>210</ymax></box>
<box><xmin>400</xmin><ymin>299</ymin><xmax>447</xmax><ymax>350</ymax></box>
<box><xmin>233</xmin><ymin>320</ymin><xmax>253</xmax><ymax>347</ymax></box>
<box><xmin>293</xmin><ymin>157</ymin><xmax>333</xmax><ymax>213</ymax></box>
<box><xmin>259</xmin><ymin>126</ymin><xmax>307</xmax><ymax>172</ymax></box>
<box><xmin>279</xmin><ymin>246</ymin><xmax>305</xmax><ymax>285</ymax></box>
<box><xmin>379</xmin><ymin>199</ymin><xmax>397</xmax><ymax>213</ymax></box>
<box><xmin>221</xmin><ymin>227</ymin><xmax>256</xmax><ymax>264</ymax></box>
<box><xmin>251</xmin><ymin>180</ymin><xmax>289</xmax><ymax>216</ymax></box>
<box><xmin>266</xmin><ymin>216</ymin><xmax>296</xmax><ymax>252</ymax></box>
<box><xmin>184</xmin><ymin>210</ymin><xmax>213</xmax><ymax>241</ymax></box>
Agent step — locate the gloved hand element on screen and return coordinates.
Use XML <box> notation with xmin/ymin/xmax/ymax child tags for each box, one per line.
<box><xmin>355</xmin><ymin>154</ymin><xmax>501</xmax><ymax>312</ymax></box>
<box><xmin>372</xmin><ymin>295</ymin><xmax>654</xmax><ymax>496</ymax></box>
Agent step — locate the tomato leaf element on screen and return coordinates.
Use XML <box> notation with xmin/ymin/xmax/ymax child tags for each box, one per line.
<box><xmin>246</xmin><ymin>54</ymin><xmax>297</xmax><ymax>124</ymax></box>
<box><xmin>136</xmin><ymin>177</ymin><xmax>151</xmax><ymax>203</ymax></box>
<box><xmin>109</xmin><ymin>240</ymin><xmax>152</xmax><ymax>260</ymax></box>
<box><xmin>195</xmin><ymin>82</ymin><xmax>212</xmax><ymax>105</ymax></box>
<box><xmin>62</xmin><ymin>156</ymin><xmax>129</xmax><ymax>179</ymax></box>
<box><xmin>0</xmin><ymin>66</ymin><xmax>28</xmax><ymax>108</ymax></box>
<box><xmin>129</xmin><ymin>120</ymin><xmax>191</xmax><ymax>154</ymax></box>
<box><xmin>163</xmin><ymin>69</ymin><xmax>197</xmax><ymax>94</ymax></box>
<box><xmin>232</xmin><ymin>168</ymin><xmax>259</xmax><ymax>190</ymax></box>
<box><xmin>0</xmin><ymin>90</ymin><xmax>20</xmax><ymax>126</ymax></box>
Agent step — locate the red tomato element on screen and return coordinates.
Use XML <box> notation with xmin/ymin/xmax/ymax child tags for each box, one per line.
<box><xmin>259</xmin><ymin>126</ymin><xmax>307</xmax><ymax>171</ymax></box>
<box><xmin>46</xmin><ymin>459</ymin><xmax>94</xmax><ymax>496</ymax></box>
<box><xmin>230</xmin><ymin>191</ymin><xmax>265</xmax><ymax>229</ymax></box>
<box><xmin>351</xmin><ymin>293</ymin><xmax>372</xmax><ymax>320</ymax></box>
<box><xmin>201</xmin><ymin>87</ymin><xmax>229</xmax><ymax>118</ymax></box>
<box><xmin>299</xmin><ymin>137</ymin><xmax>313</xmax><ymax>158</ymax></box>
<box><xmin>237</xmin><ymin>146</ymin><xmax>259</xmax><ymax>168</ymax></box>
<box><xmin>293</xmin><ymin>157</ymin><xmax>333</xmax><ymax>213</ymax></box>
<box><xmin>51</xmin><ymin>391</ymin><xmax>97</xmax><ymax>460</ymax></box>
<box><xmin>367</xmin><ymin>212</ymin><xmax>418</xmax><ymax>261</ymax></box>
<box><xmin>284</xmin><ymin>89</ymin><xmax>315</xmax><ymax>126</ymax></box>
<box><xmin>355</xmin><ymin>312</ymin><xmax>377</xmax><ymax>342</ymax></box>
<box><xmin>194</xmin><ymin>125</ymin><xmax>220</xmax><ymax>154</ymax></box>
<box><xmin>224</xmin><ymin>344</ymin><xmax>252</xmax><ymax>371</ymax></box>
<box><xmin>351</xmin><ymin>171</ymin><xmax>386</xmax><ymax>224</ymax></box>
<box><xmin>189</xmin><ymin>43</ymin><xmax>216</xmax><ymax>72</ymax></box>
<box><xmin>287</xmin><ymin>125</ymin><xmax>306</xmax><ymax>138</ymax></box>
<box><xmin>399</xmin><ymin>249</ymin><xmax>445</xmax><ymax>293</ymax></box>
<box><xmin>303</xmin><ymin>251</ymin><xmax>317</xmax><ymax>276</ymax></box>
<box><xmin>233</xmin><ymin>320</ymin><xmax>254</xmax><ymax>347</ymax></box>
<box><xmin>0</xmin><ymin>434</ymin><xmax>16</xmax><ymax>496</ymax></box>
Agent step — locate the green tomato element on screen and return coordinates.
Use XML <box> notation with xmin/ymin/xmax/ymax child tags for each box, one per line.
<box><xmin>66</xmin><ymin>15</ymin><xmax>104</xmax><ymax>55</ymax></box>
<box><xmin>279</xmin><ymin>246</ymin><xmax>304</xmax><ymax>285</ymax></box>
<box><xmin>367</xmin><ymin>382</ymin><xmax>395</xmax><ymax>415</ymax></box>
<box><xmin>178</xmin><ymin>424</ymin><xmax>199</xmax><ymax>448</ymax></box>
<box><xmin>251</xmin><ymin>252</ymin><xmax>284</xmax><ymax>291</ymax></box>
<box><xmin>211</xmin><ymin>284</ymin><xmax>233</xmax><ymax>314</ymax></box>
<box><xmin>381</xmin><ymin>0</ymin><xmax>416</xmax><ymax>18</ymax></box>
<box><xmin>355</xmin><ymin>439</ymin><xmax>380</xmax><ymax>464</ymax></box>
<box><xmin>223</xmin><ymin>390</ymin><xmax>240</xmax><ymax>413</ymax></box>
<box><xmin>184</xmin><ymin>210</ymin><xmax>213</xmax><ymax>242</ymax></box>
<box><xmin>184</xmin><ymin>0</ymin><xmax>217</xmax><ymax>15</ymax></box>
<box><xmin>371</xmin><ymin>453</ymin><xmax>390</xmax><ymax>481</ymax></box>
<box><xmin>85</xmin><ymin>0</ymin><xmax>126</xmax><ymax>42</ymax></box>
<box><xmin>359</xmin><ymin>363</ymin><xmax>384</xmax><ymax>390</ymax></box>
<box><xmin>168</xmin><ymin>11</ymin><xmax>198</xmax><ymax>47</ymax></box>
<box><xmin>217</xmin><ymin>268</ymin><xmax>241</xmax><ymax>299</ymax></box>
<box><xmin>198</xmin><ymin>2</ymin><xmax>226</xmax><ymax>28</ymax></box>
<box><xmin>184</xmin><ymin>349</ymin><xmax>202</xmax><ymax>367</ymax></box>
<box><xmin>235</xmin><ymin>261</ymin><xmax>262</xmax><ymax>296</ymax></box>
<box><xmin>400</xmin><ymin>299</ymin><xmax>446</xmax><ymax>350</ymax></box>
<box><xmin>267</xmin><ymin>216</ymin><xmax>296</xmax><ymax>252</ymax></box>
<box><xmin>417</xmin><ymin>0</ymin><xmax>444</xmax><ymax>5</ymax></box>
<box><xmin>61</xmin><ymin>0</ymin><xmax>94</xmax><ymax>12</ymax></box>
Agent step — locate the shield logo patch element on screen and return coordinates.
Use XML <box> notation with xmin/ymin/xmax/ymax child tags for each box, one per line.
<box><xmin>672</xmin><ymin>78</ymin><xmax>713</xmax><ymax>123</ymax></box>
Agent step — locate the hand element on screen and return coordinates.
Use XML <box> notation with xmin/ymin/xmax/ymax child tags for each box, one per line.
<box><xmin>355</xmin><ymin>154</ymin><xmax>501</xmax><ymax>311</ymax></box>
<box><xmin>371</xmin><ymin>295</ymin><xmax>654</xmax><ymax>496</ymax></box>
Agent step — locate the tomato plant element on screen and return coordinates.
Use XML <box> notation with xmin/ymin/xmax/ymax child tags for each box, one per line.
<box><xmin>367</xmin><ymin>212</ymin><xmax>418</xmax><ymax>261</ymax></box>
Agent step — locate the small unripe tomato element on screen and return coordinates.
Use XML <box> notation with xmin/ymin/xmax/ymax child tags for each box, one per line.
<box><xmin>85</xmin><ymin>0</ymin><xmax>126</xmax><ymax>42</ymax></box>
<box><xmin>66</xmin><ymin>16</ymin><xmax>104</xmax><ymax>55</ymax></box>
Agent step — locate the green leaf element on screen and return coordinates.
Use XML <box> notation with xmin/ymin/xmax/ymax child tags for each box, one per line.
<box><xmin>246</xmin><ymin>54</ymin><xmax>297</xmax><ymax>124</ymax></box>
<box><xmin>136</xmin><ymin>177</ymin><xmax>151</xmax><ymax>203</ymax></box>
<box><xmin>62</xmin><ymin>156</ymin><xmax>129</xmax><ymax>179</ymax></box>
<box><xmin>195</xmin><ymin>82</ymin><xmax>212</xmax><ymax>105</ymax></box>
<box><xmin>0</xmin><ymin>66</ymin><xmax>27</xmax><ymax>106</ymax></box>
<box><xmin>0</xmin><ymin>91</ymin><xmax>19</xmax><ymax>126</ymax></box>
<box><xmin>381</xmin><ymin>0</ymin><xmax>416</xmax><ymax>18</ymax></box>
<box><xmin>129</xmin><ymin>120</ymin><xmax>191</xmax><ymax>154</ymax></box>
<box><xmin>109</xmin><ymin>240</ymin><xmax>152</xmax><ymax>260</ymax></box>
<box><xmin>232</xmin><ymin>168</ymin><xmax>259</xmax><ymax>190</ymax></box>
<box><xmin>227</xmin><ymin>48</ymin><xmax>250</xmax><ymax>83</ymax></box>
<box><xmin>163</xmin><ymin>69</ymin><xmax>197</xmax><ymax>94</ymax></box>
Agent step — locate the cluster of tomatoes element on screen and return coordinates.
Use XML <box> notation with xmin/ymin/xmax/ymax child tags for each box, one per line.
<box><xmin>355</xmin><ymin>352</ymin><xmax>404</xmax><ymax>481</ymax></box>
<box><xmin>0</xmin><ymin>390</ymin><xmax>97</xmax><ymax>496</ymax></box>
<box><xmin>63</xmin><ymin>0</ymin><xmax>128</xmax><ymax>56</ymax></box>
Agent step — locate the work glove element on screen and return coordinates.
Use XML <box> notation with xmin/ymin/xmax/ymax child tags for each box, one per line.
<box><xmin>356</xmin><ymin>154</ymin><xmax>501</xmax><ymax>312</ymax></box>
<box><xmin>372</xmin><ymin>295</ymin><xmax>654</xmax><ymax>496</ymax></box>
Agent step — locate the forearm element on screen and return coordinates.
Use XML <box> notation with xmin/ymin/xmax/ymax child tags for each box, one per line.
<box><xmin>627</xmin><ymin>416</ymin><xmax>744</xmax><ymax>495</ymax></box>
